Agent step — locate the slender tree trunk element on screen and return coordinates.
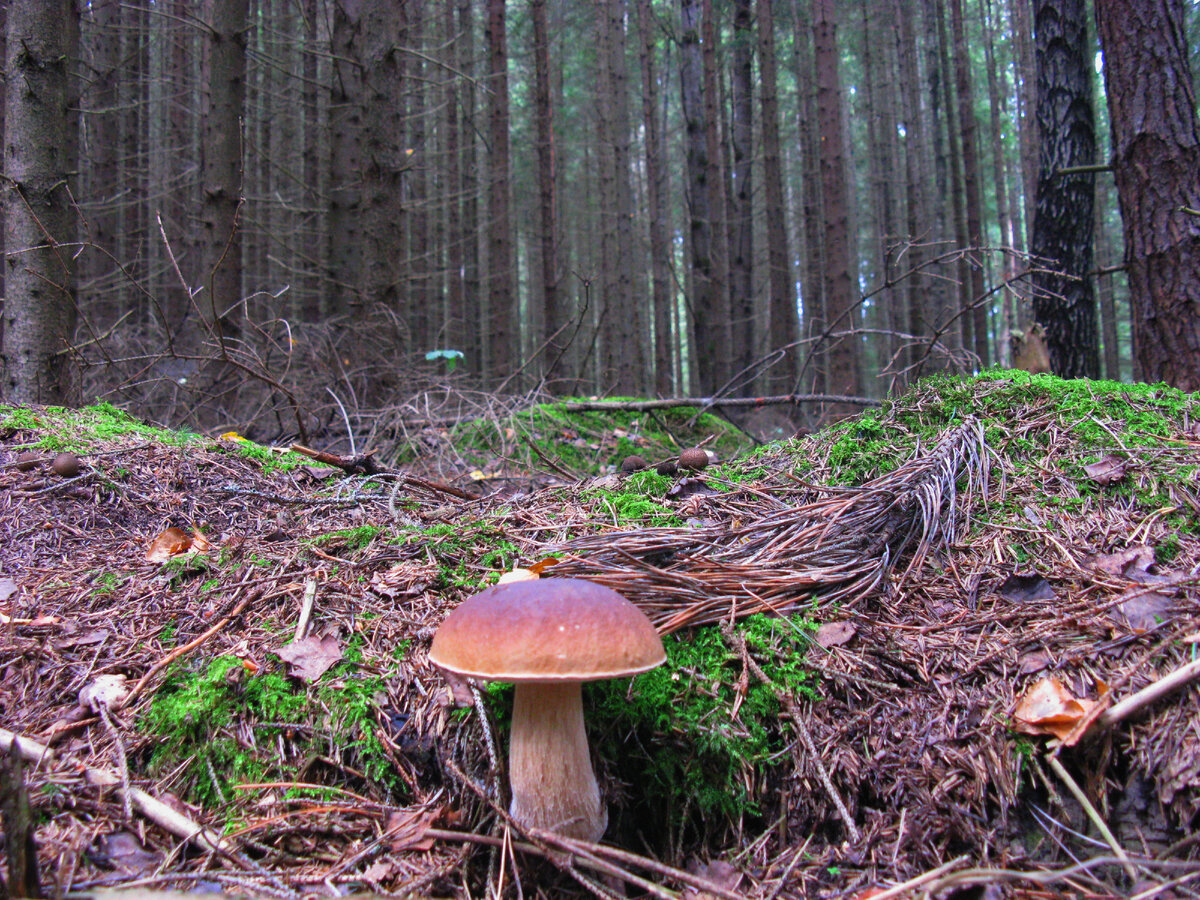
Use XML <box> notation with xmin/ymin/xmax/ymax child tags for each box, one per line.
<box><xmin>950</xmin><ymin>0</ymin><xmax>990</xmax><ymax>367</ymax></box>
<box><xmin>531</xmin><ymin>0</ymin><xmax>563</xmax><ymax>385</ymax></box>
<box><xmin>1095</xmin><ymin>0</ymin><xmax>1200</xmax><ymax>390</ymax></box>
<box><xmin>701</xmin><ymin>0</ymin><xmax>731</xmax><ymax>390</ymax></box>
<box><xmin>485</xmin><ymin>0</ymin><xmax>516</xmax><ymax>382</ymax></box>
<box><xmin>637</xmin><ymin>0</ymin><xmax>675</xmax><ymax>395</ymax></box>
<box><xmin>680</xmin><ymin>0</ymin><xmax>719</xmax><ymax>394</ymax></box>
<box><xmin>199</xmin><ymin>0</ymin><xmax>249</xmax><ymax>339</ymax></box>
<box><xmin>1094</xmin><ymin>185</ymin><xmax>1122</xmax><ymax>379</ymax></box>
<box><xmin>1011</xmin><ymin>0</ymin><xmax>1039</xmax><ymax>248</ymax></box>
<box><xmin>1031</xmin><ymin>0</ymin><xmax>1099</xmax><ymax>377</ymax></box>
<box><xmin>459</xmin><ymin>0</ymin><xmax>482</xmax><ymax>376</ymax></box>
<box><xmin>82</xmin><ymin>0</ymin><xmax>122</xmax><ymax>326</ymax></box>
<box><xmin>298</xmin><ymin>0</ymin><xmax>322</xmax><ymax>320</ymax></box>
<box><xmin>757</xmin><ymin>0</ymin><xmax>798</xmax><ymax>393</ymax></box>
<box><xmin>328</xmin><ymin>2</ymin><xmax>363</xmax><ymax>311</ymax></box>
<box><xmin>729</xmin><ymin>0</ymin><xmax>755</xmax><ymax>389</ymax></box>
<box><xmin>444</xmin><ymin>2</ymin><xmax>465</xmax><ymax>361</ymax></box>
<box><xmin>813</xmin><ymin>0</ymin><xmax>860</xmax><ymax>403</ymax></box>
<box><xmin>2</xmin><ymin>0</ymin><xmax>78</xmax><ymax>403</ymax></box>
<box><xmin>983</xmin><ymin>0</ymin><xmax>1018</xmax><ymax>364</ymax></box>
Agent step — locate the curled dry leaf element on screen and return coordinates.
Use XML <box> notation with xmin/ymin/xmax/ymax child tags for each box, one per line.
<box><xmin>145</xmin><ymin>526</ymin><xmax>192</xmax><ymax>563</ymax></box>
<box><xmin>1086</xmin><ymin>545</ymin><xmax>1174</xmax><ymax>584</ymax></box>
<box><xmin>385</xmin><ymin>806</ymin><xmax>439</xmax><ymax>852</ymax></box>
<box><xmin>370</xmin><ymin>561</ymin><xmax>438</xmax><ymax>597</ymax></box>
<box><xmin>80</xmin><ymin>673</ymin><xmax>129</xmax><ymax>713</ymax></box>
<box><xmin>1013</xmin><ymin>676</ymin><xmax>1106</xmax><ymax>743</ymax></box>
<box><xmin>1114</xmin><ymin>588</ymin><xmax>1174</xmax><ymax>632</ymax></box>
<box><xmin>1084</xmin><ymin>454</ymin><xmax>1127</xmax><ymax>485</ymax></box>
<box><xmin>815</xmin><ymin>621</ymin><xmax>857</xmax><ymax>649</ymax></box>
<box><xmin>275</xmin><ymin>634</ymin><xmax>342</xmax><ymax>683</ymax></box>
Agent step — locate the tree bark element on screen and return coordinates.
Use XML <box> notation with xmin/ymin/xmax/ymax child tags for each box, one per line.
<box><xmin>757</xmin><ymin>0</ymin><xmax>798</xmax><ymax>394</ymax></box>
<box><xmin>1095</xmin><ymin>0</ymin><xmax>1200</xmax><ymax>390</ymax></box>
<box><xmin>531</xmin><ymin>0</ymin><xmax>563</xmax><ymax>385</ymax></box>
<box><xmin>328</xmin><ymin>2</ymin><xmax>364</xmax><ymax>312</ymax></box>
<box><xmin>729</xmin><ymin>0</ymin><xmax>755</xmax><ymax>389</ymax></box>
<box><xmin>701</xmin><ymin>0</ymin><xmax>730</xmax><ymax>391</ymax></box>
<box><xmin>1031</xmin><ymin>0</ymin><xmax>1099</xmax><ymax>378</ymax></box>
<box><xmin>485</xmin><ymin>0</ymin><xmax>516</xmax><ymax>382</ymax></box>
<box><xmin>2</xmin><ymin>0</ymin><xmax>78</xmax><ymax>404</ymax></box>
<box><xmin>199</xmin><ymin>0</ymin><xmax>249</xmax><ymax>340</ymax></box>
<box><xmin>637</xmin><ymin>0</ymin><xmax>675</xmax><ymax>395</ymax></box>
<box><xmin>812</xmin><ymin>0</ymin><xmax>860</xmax><ymax>403</ymax></box>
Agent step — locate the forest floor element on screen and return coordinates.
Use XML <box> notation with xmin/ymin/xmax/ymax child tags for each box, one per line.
<box><xmin>2</xmin><ymin>372</ymin><xmax>1200</xmax><ymax>899</ymax></box>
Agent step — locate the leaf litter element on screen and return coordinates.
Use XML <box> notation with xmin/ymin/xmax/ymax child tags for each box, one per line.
<box><xmin>2</xmin><ymin>374</ymin><xmax>1200</xmax><ymax>897</ymax></box>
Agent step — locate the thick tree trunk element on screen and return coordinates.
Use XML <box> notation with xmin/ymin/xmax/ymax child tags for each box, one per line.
<box><xmin>1095</xmin><ymin>0</ymin><xmax>1200</xmax><ymax>390</ymax></box>
<box><xmin>813</xmin><ymin>0</ymin><xmax>860</xmax><ymax>403</ymax></box>
<box><xmin>701</xmin><ymin>0</ymin><xmax>730</xmax><ymax>391</ymax></box>
<box><xmin>328</xmin><ymin>2</ymin><xmax>364</xmax><ymax>311</ymax></box>
<box><xmin>1030</xmin><ymin>0</ymin><xmax>1099</xmax><ymax>378</ymax></box>
<box><xmin>757</xmin><ymin>0</ymin><xmax>798</xmax><ymax>394</ymax></box>
<box><xmin>2</xmin><ymin>0</ymin><xmax>77</xmax><ymax>403</ymax></box>
<box><xmin>199</xmin><ymin>0</ymin><xmax>249</xmax><ymax>340</ymax></box>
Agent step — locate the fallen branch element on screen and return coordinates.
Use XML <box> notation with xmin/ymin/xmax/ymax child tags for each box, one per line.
<box><xmin>1096</xmin><ymin>658</ymin><xmax>1200</xmax><ymax>731</ymax></box>
<box><xmin>553</xmin><ymin>393</ymin><xmax>882</xmax><ymax>413</ymax></box>
<box><xmin>290</xmin><ymin>444</ymin><xmax>478</xmax><ymax>501</ymax></box>
<box><xmin>0</xmin><ymin>727</ymin><xmax>230</xmax><ymax>857</ymax></box>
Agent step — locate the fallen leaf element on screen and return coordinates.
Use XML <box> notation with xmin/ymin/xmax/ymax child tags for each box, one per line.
<box><xmin>683</xmin><ymin>858</ymin><xmax>743</xmax><ymax>898</ymax></box>
<box><xmin>496</xmin><ymin>568</ymin><xmax>538</xmax><ymax>584</ymax></box>
<box><xmin>189</xmin><ymin>527</ymin><xmax>215</xmax><ymax>552</ymax></box>
<box><xmin>1086</xmin><ymin>545</ymin><xmax>1173</xmax><ymax>584</ymax></box>
<box><xmin>1114</xmin><ymin>588</ymin><xmax>1173</xmax><ymax>632</ymax></box>
<box><xmin>1084</xmin><ymin>454</ymin><xmax>1127</xmax><ymax>485</ymax></box>
<box><xmin>90</xmin><ymin>831</ymin><xmax>163</xmax><ymax>875</ymax></box>
<box><xmin>1017</xmin><ymin>650</ymin><xmax>1052</xmax><ymax>675</ymax></box>
<box><xmin>528</xmin><ymin>556</ymin><xmax>560</xmax><ymax>574</ymax></box>
<box><xmin>145</xmin><ymin>526</ymin><xmax>192</xmax><ymax>563</ymax></box>
<box><xmin>370</xmin><ymin>561</ymin><xmax>438</xmax><ymax>598</ymax></box>
<box><xmin>438</xmin><ymin>668</ymin><xmax>476</xmax><ymax>708</ymax></box>
<box><xmin>996</xmin><ymin>572</ymin><xmax>1056</xmax><ymax>603</ymax></box>
<box><xmin>276</xmin><ymin>634</ymin><xmax>342</xmax><ymax>683</ymax></box>
<box><xmin>386</xmin><ymin>807</ymin><xmax>438</xmax><ymax>852</ymax></box>
<box><xmin>815</xmin><ymin>621</ymin><xmax>857</xmax><ymax>648</ymax></box>
<box><xmin>360</xmin><ymin>860</ymin><xmax>397</xmax><ymax>885</ymax></box>
<box><xmin>80</xmin><ymin>674</ymin><xmax>129</xmax><ymax>713</ymax></box>
<box><xmin>1013</xmin><ymin>677</ymin><xmax>1098</xmax><ymax>741</ymax></box>
<box><xmin>0</xmin><ymin>575</ymin><xmax>17</xmax><ymax>603</ymax></box>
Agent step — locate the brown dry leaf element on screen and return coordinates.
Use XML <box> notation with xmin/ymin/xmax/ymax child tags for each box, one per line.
<box><xmin>145</xmin><ymin>526</ymin><xmax>192</xmax><ymax>563</ymax></box>
<box><xmin>438</xmin><ymin>668</ymin><xmax>476</xmax><ymax>708</ymax></box>
<box><xmin>527</xmin><ymin>556</ymin><xmax>560</xmax><ymax>575</ymax></box>
<box><xmin>80</xmin><ymin>673</ymin><xmax>129</xmax><ymax>713</ymax></box>
<box><xmin>92</xmin><ymin>831</ymin><xmax>163</xmax><ymax>875</ymax></box>
<box><xmin>1114</xmin><ymin>588</ymin><xmax>1173</xmax><ymax>632</ymax></box>
<box><xmin>189</xmin><ymin>527</ymin><xmax>215</xmax><ymax>552</ymax></box>
<box><xmin>996</xmin><ymin>572</ymin><xmax>1056</xmax><ymax>603</ymax></box>
<box><xmin>1084</xmin><ymin>454</ymin><xmax>1127</xmax><ymax>485</ymax></box>
<box><xmin>386</xmin><ymin>807</ymin><xmax>438</xmax><ymax>852</ymax></box>
<box><xmin>815</xmin><ymin>621</ymin><xmax>857</xmax><ymax>649</ymax></box>
<box><xmin>369</xmin><ymin>561</ymin><xmax>438</xmax><ymax>598</ymax></box>
<box><xmin>360</xmin><ymin>860</ymin><xmax>397</xmax><ymax>885</ymax></box>
<box><xmin>1017</xmin><ymin>650</ymin><xmax>1052</xmax><ymax>675</ymax></box>
<box><xmin>275</xmin><ymin>634</ymin><xmax>342</xmax><ymax>683</ymax></box>
<box><xmin>1086</xmin><ymin>545</ymin><xmax>1173</xmax><ymax>584</ymax></box>
<box><xmin>683</xmin><ymin>858</ymin><xmax>743</xmax><ymax>899</ymax></box>
<box><xmin>1013</xmin><ymin>676</ymin><xmax>1098</xmax><ymax>741</ymax></box>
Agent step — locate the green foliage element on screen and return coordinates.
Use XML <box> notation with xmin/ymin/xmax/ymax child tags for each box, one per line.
<box><xmin>583</xmin><ymin>470</ymin><xmax>680</xmax><ymax>525</ymax></box>
<box><xmin>393</xmin><ymin>520</ymin><xmax>518</xmax><ymax>589</ymax></box>
<box><xmin>0</xmin><ymin>402</ymin><xmax>199</xmax><ymax>452</ymax></box>
<box><xmin>591</xmin><ymin>614</ymin><xmax>819</xmax><ymax>825</ymax></box>
<box><xmin>142</xmin><ymin>655</ymin><xmax>400</xmax><ymax>810</ymax></box>
<box><xmin>307</xmin><ymin>525</ymin><xmax>385</xmax><ymax>553</ymax></box>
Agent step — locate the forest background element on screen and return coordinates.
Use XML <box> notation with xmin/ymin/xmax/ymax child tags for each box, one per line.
<box><xmin>2</xmin><ymin>0</ymin><xmax>1200</xmax><ymax>440</ymax></box>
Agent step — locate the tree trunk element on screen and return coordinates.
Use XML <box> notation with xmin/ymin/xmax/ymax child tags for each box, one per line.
<box><xmin>531</xmin><ymin>0</ymin><xmax>563</xmax><ymax>385</ymax></box>
<box><xmin>1095</xmin><ymin>0</ymin><xmax>1200</xmax><ymax>390</ymax></box>
<box><xmin>813</xmin><ymin>0</ymin><xmax>860</xmax><ymax>404</ymax></box>
<box><xmin>637</xmin><ymin>0</ymin><xmax>675</xmax><ymax>395</ymax></box>
<box><xmin>328</xmin><ymin>2</ymin><xmax>364</xmax><ymax>311</ymax></box>
<box><xmin>485</xmin><ymin>0</ymin><xmax>516</xmax><ymax>382</ymax></box>
<box><xmin>729</xmin><ymin>0</ymin><xmax>755</xmax><ymax>389</ymax></box>
<box><xmin>950</xmin><ymin>0</ymin><xmax>990</xmax><ymax>367</ymax></box>
<box><xmin>1031</xmin><ymin>0</ymin><xmax>1099</xmax><ymax>378</ymax></box>
<box><xmin>2</xmin><ymin>0</ymin><xmax>77</xmax><ymax>403</ymax></box>
<box><xmin>459</xmin><ymin>0</ymin><xmax>482</xmax><ymax>377</ymax></box>
<box><xmin>757</xmin><ymin>0</ymin><xmax>798</xmax><ymax>394</ymax></box>
<box><xmin>701</xmin><ymin>0</ymin><xmax>731</xmax><ymax>391</ymax></box>
<box><xmin>199</xmin><ymin>0</ymin><xmax>249</xmax><ymax>340</ymax></box>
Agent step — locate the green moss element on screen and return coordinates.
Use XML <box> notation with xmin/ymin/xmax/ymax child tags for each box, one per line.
<box><xmin>392</xmin><ymin>520</ymin><xmax>518</xmax><ymax>590</ymax></box>
<box><xmin>307</xmin><ymin>525</ymin><xmax>385</xmax><ymax>553</ymax></box>
<box><xmin>142</xmin><ymin>654</ymin><xmax>400</xmax><ymax>810</ymax></box>
<box><xmin>583</xmin><ymin>470</ymin><xmax>680</xmax><ymax>525</ymax></box>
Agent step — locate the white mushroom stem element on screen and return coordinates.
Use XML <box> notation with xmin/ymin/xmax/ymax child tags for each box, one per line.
<box><xmin>508</xmin><ymin>681</ymin><xmax>607</xmax><ymax>842</ymax></box>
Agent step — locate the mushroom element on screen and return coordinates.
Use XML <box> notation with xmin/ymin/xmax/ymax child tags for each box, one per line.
<box><xmin>678</xmin><ymin>447</ymin><xmax>709</xmax><ymax>471</ymax></box>
<box><xmin>429</xmin><ymin>578</ymin><xmax>665</xmax><ymax>841</ymax></box>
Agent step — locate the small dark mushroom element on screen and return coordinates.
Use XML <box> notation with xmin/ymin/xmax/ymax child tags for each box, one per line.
<box><xmin>620</xmin><ymin>454</ymin><xmax>648</xmax><ymax>473</ymax></box>
<box><xmin>655</xmin><ymin>459</ymin><xmax>678</xmax><ymax>476</ymax></box>
<box><xmin>51</xmin><ymin>453</ymin><xmax>81</xmax><ymax>477</ymax></box>
<box><xmin>14</xmin><ymin>452</ymin><xmax>41</xmax><ymax>472</ymax></box>
<box><xmin>678</xmin><ymin>447</ymin><xmax>710</xmax><ymax>471</ymax></box>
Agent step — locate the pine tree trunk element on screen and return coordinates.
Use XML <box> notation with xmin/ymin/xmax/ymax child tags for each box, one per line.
<box><xmin>1095</xmin><ymin>0</ymin><xmax>1200</xmax><ymax>390</ymax></box>
<box><xmin>199</xmin><ymin>0</ymin><xmax>249</xmax><ymax>340</ymax></box>
<box><xmin>531</xmin><ymin>0</ymin><xmax>563</xmax><ymax>385</ymax></box>
<box><xmin>701</xmin><ymin>0</ymin><xmax>731</xmax><ymax>391</ymax></box>
<box><xmin>729</xmin><ymin>0</ymin><xmax>755</xmax><ymax>390</ymax></box>
<box><xmin>1031</xmin><ymin>0</ymin><xmax>1099</xmax><ymax>378</ymax></box>
<box><xmin>813</xmin><ymin>0</ymin><xmax>860</xmax><ymax>404</ymax></box>
<box><xmin>328</xmin><ymin>2</ymin><xmax>364</xmax><ymax>311</ymax></box>
<box><xmin>637</xmin><ymin>0</ymin><xmax>675</xmax><ymax>395</ymax></box>
<box><xmin>2</xmin><ymin>0</ymin><xmax>78</xmax><ymax>403</ymax></box>
<box><xmin>485</xmin><ymin>0</ymin><xmax>516</xmax><ymax>382</ymax></box>
<box><xmin>757</xmin><ymin>0</ymin><xmax>798</xmax><ymax>394</ymax></box>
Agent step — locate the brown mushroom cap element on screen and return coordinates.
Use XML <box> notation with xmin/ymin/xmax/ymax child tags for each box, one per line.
<box><xmin>678</xmin><ymin>447</ymin><xmax>709</xmax><ymax>471</ymax></box>
<box><xmin>429</xmin><ymin>578</ymin><xmax>664</xmax><ymax>683</ymax></box>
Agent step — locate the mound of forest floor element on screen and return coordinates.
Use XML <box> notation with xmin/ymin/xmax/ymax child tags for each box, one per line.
<box><xmin>2</xmin><ymin>372</ymin><xmax>1199</xmax><ymax>899</ymax></box>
